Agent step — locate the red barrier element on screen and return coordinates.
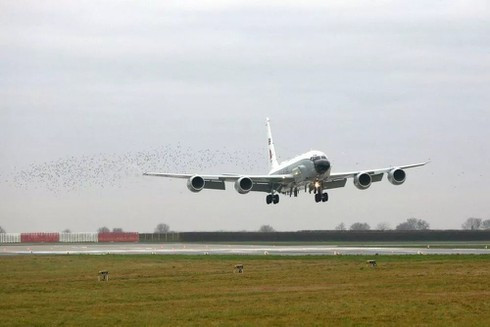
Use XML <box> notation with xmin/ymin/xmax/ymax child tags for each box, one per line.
<box><xmin>98</xmin><ymin>232</ymin><xmax>139</xmax><ymax>242</ymax></box>
<box><xmin>20</xmin><ymin>232</ymin><xmax>60</xmax><ymax>243</ymax></box>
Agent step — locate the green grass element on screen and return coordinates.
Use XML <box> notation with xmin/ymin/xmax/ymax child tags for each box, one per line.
<box><xmin>0</xmin><ymin>255</ymin><xmax>489</xmax><ymax>326</ymax></box>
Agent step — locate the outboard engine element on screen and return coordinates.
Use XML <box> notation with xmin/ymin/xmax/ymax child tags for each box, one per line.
<box><xmin>388</xmin><ymin>168</ymin><xmax>406</xmax><ymax>185</ymax></box>
<box><xmin>234</xmin><ymin>176</ymin><xmax>253</xmax><ymax>194</ymax></box>
<box><xmin>187</xmin><ymin>175</ymin><xmax>205</xmax><ymax>192</ymax></box>
<box><xmin>354</xmin><ymin>172</ymin><xmax>372</xmax><ymax>190</ymax></box>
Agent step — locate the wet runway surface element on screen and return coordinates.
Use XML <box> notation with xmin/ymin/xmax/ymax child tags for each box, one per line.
<box><xmin>1</xmin><ymin>243</ymin><xmax>489</xmax><ymax>255</ymax></box>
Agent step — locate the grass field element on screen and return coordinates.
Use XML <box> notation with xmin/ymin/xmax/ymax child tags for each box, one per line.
<box><xmin>0</xmin><ymin>255</ymin><xmax>489</xmax><ymax>326</ymax></box>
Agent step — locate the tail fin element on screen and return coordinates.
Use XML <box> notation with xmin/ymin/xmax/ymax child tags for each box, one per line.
<box><xmin>266</xmin><ymin>118</ymin><xmax>279</xmax><ymax>170</ymax></box>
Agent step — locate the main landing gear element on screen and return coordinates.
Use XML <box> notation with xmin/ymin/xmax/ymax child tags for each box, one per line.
<box><xmin>266</xmin><ymin>194</ymin><xmax>280</xmax><ymax>205</ymax></box>
<box><xmin>314</xmin><ymin>192</ymin><xmax>329</xmax><ymax>203</ymax></box>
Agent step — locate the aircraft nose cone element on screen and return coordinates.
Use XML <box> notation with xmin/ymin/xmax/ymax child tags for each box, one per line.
<box><xmin>314</xmin><ymin>159</ymin><xmax>331</xmax><ymax>174</ymax></box>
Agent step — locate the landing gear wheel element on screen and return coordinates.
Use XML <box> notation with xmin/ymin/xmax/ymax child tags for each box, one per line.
<box><xmin>322</xmin><ymin>192</ymin><xmax>329</xmax><ymax>202</ymax></box>
<box><xmin>273</xmin><ymin>194</ymin><xmax>280</xmax><ymax>204</ymax></box>
<box><xmin>314</xmin><ymin>193</ymin><xmax>322</xmax><ymax>203</ymax></box>
<box><xmin>266</xmin><ymin>194</ymin><xmax>272</xmax><ymax>204</ymax></box>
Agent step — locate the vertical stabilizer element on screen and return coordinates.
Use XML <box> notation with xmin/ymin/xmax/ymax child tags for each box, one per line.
<box><xmin>266</xmin><ymin>118</ymin><xmax>279</xmax><ymax>170</ymax></box>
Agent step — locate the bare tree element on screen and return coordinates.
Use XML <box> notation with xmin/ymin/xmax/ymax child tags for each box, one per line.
<box><xmin>98</xmin><ymin>226</ymin><xmax>110</xmax><ymax>233</ymax></box>
<box><xmin>259</xmin><ymin>225</ymin><xmax>275</xmax><ymax>232</ymax></box>
<box><xmin>112</xmin><ymin>228</ymin><xmax>124</xmax><ymax>233</ymax></box>
<box><xmin>482</xmin><ymin>219</ymin><xmax>490</xmax><ymax>230</ymax></box>
<box><xmin>462</xmin><ymin>217</ymin><xmax>482</xmax><ymax>230</ymax></box>
<box><xmin>0</xmin><ymin>226</ymin><xmax>5</xmax><ymax>234</ymax></box>
<box><xmin>376</xmin><ymin>222</ymin><xmax>391</xmax><ymax>231</ymax></box>
<box><xmin>415</xmin><ymin>219</ymin><xmax>430</xmax><ymax>230</ymax></box>
<box><xmin>396</xmin><ymin>218</ymin><xmax>430</xmax><ymax>230</ymax></box>
<box><xmin>155</xmin><ymin>223</ymin><xmax>170</xmax><ymax>233</ymax></box>
<box><xmin>62</xmin><ymin>229</ymin><xmax>71</xmax><ymax>233</ymax></box>
<box><xmin>396</xmin><ymin>222</ymin><xmax>411</xmax><ymax>230</ymax></box>
<box><xmin>335</xmin><ymin>222</ymin><xmax>346</xmax><ymax>231</ymax></box>
<box><xmin>350</xmin><ymin>222</ymin><xmax>370</xmax><ymax>230</ymax></box>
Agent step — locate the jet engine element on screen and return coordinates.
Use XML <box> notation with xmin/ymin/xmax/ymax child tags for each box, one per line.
<box><xmin>187</xmin><ymin>175</ymin><xmax>205</xmax><ymax>192</ymax></box>
<box><xmin>234</xmin><ymin>176</ymin><xmax>253</xmax><ymax>194</ymax></box>
<box><xmin>354</xmin><ymin>172</ymin><xmax>372</xmax><ymax>190</ymax></box>
<box><xmin>388</xmin><ymin>168</ymin><xmax>406</xmax><ymax>185</ymax></box>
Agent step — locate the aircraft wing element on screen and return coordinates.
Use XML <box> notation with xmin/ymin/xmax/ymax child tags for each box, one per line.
<box><xmin>144</xmin><ymin>172</ymin><xmax>293</xmax><ymax>183</ymax></box>
<box><xmin>326</xmin><ymin>161</ymin><xmax>429</xmax><ymax>181</ymax></box>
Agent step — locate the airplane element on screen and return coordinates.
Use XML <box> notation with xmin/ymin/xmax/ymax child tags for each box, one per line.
<box><xmin>144</xmin><ymin>118</ymin><xmax>428</xmax><ymax>204</ymax></box>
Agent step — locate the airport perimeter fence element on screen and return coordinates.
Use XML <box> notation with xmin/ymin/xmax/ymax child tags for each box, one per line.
<box><xmin>176</xmin><ymin>230</ymin><xmax>490</xmax><ymax>242</ymax></box>
<box><xmin>138</xmin><ymin>233</ymin><xmax>181</xmax><ymax>242</ymax></box>
<box><xmin>98</xmin><ymin>232</ymin><xmax>139</xmax><ymax>242</ymax></box>
<box><xmin>0</xmin><ymin>232</ymin><xmax>138</xmax><ymax>243</ymax></box>
<box><xmin>59</xmin><ymin>233</ymin><xmax>98</xmax><ymax>243</ymax></box>
<box><xmin>0</xmin><ymin>233</ymin><xmax>21</xmax><ymax>243</ymax></box>
<box><xmin>21</xmin><ymin>232</ymin><xmax>59</xmax><ymax>243</ymax></box>
<box><xmin>2</xmin><ymin>230</ymin><xmax>489</xmax><ymax>244</ymax></box>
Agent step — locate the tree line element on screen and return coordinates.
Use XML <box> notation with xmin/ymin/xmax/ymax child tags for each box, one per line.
<box><xmin>461</xmin><ymin>218</ymin><xmax>490</xmax><ymax>230</ymax></box>
<box><xmin>96</xmin><ymin>224</ymin><xmax>171</xmax><ymax>233</ymax></box>
<box><xmin>334</xmin><ymin>217</ymin><xmax>490</xmax><ymax>231</ymax></box>
<box><xmin>333</xmin><ymin>218</ymin><xmax>430</xmax><ymax>231</ymax></box>
<box><xmin>1</xmin><ymin>218</ymin><xmax>489</xmax><ymax>234</ymax></box>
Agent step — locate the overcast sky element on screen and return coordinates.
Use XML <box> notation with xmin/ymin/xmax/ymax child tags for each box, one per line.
<box><xmin>1</xmin><ymin>0</ymin><xmax>489</xmax><ymax>232</ymax></box>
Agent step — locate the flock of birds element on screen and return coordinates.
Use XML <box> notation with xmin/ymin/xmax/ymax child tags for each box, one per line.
<box><xmin>2</xmin><ymin>145</ymin><xmax>266</xmax><ymax>193</ymax></box>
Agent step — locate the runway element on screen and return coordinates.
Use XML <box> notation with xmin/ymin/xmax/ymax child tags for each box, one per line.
<box><xmin>1</xmin><ymin>243</ymin><xmax>489</xmax><ymax>255</ymax></box>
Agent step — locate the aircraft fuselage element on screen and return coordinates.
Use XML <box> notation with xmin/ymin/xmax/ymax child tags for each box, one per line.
<box><xmin>269</xmin><ymin>150</ymin><xmax>331</xmax><ymax>191</ymax></box>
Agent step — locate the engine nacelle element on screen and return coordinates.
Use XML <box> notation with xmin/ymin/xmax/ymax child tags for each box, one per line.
<box><xmin>354</xmin><ymin>172</ymin><xmax>372</xmax><ymax>190</ymax></box>
<box><xmin>388</xmin><ymin>168</ymin><xmax>406</xmax><ymax>185</ymax></box>
<box><xmin>234</xmin><ymin>176</ymin><xmax>253</xmax><ymax>194</ymax></box>
<box><xmin>187</xmin><ymin>175</ymin><xmax>205</xmax><ymax>192</ymax></box>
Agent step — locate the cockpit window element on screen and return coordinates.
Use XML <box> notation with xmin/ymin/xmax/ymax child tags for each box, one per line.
<box><xmin>310</xmin><ymin>155</ymin><xmax>327</xmax><ymax>161</ymax></box>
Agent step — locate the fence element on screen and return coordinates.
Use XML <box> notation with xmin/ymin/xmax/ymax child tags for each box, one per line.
<box><xmin>178</xmin><ymin>230</ymin><xmax>490</xmax><ymax>242</ymax></box>
<box><xmin>98</xmin><ymin>232</ymin><xmax>139</xmax><ymax>242</ymax></box>
<box><xmin>59</xmin><ymin>233</ymin><xmax>98</xmax><ymax>243</ymax></box>
<box><xmin>20</xmin><ymin>233</ymin><xmax>59</xmax><ymax>243</ymax></box>
<box><xmin>139</xmin><ymin>233</ymin><xmax>180</xmax><ymax>242</ymax></box>
<box><xmin>2</xmin><ymin>230</ymin><xmax>489</xmax><ymax>244</ymax></box>
<box><xmin>0</xmin><ymin>233</ymin><xmax>21</xmax><ymax>243</ymax></box>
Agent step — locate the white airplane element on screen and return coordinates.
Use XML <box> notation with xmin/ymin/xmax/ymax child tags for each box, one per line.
<box><xmin>144</xmin><ymin>118</ymin><xmax>428</xmax><ymax>204</ymax></box>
